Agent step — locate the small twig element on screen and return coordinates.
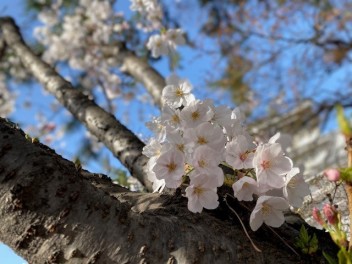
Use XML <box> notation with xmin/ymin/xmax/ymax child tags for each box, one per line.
<box><xmin>224</xmin><ymin>194</ymin><xmax>262</xmax><ymax>252</ymax></box>
<box><xmin>331</xmin><ymin>182</ymin><xmax>341</xmax><ymax>202</ymax></box>
<box><xmin>266</xmin><ymin>226</ymin><xmax>300</xmax><ymax>257</ymax></box>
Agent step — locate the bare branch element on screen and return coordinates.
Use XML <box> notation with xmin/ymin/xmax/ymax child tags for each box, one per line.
<box><xmin>0</xmin><ymin>17</ymin><xmax>152</xmax><ymax>191</ymax></box>
<box><xmin>101</xmin><ymin>43</ymin><xmax>166</xmax><ymax>108</ymax></box>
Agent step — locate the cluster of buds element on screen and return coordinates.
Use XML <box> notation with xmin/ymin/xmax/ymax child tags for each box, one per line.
<box><xmin>313</xmin><ymin>204</ymin><xmax>347</xmax><ymax>248</ymax></box>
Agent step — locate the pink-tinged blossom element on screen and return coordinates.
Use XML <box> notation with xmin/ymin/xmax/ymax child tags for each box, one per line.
<box><xmin>162</xmin><ymin>79</ymin><xmax>195</xmax><ymax>108</ymax></box>
<box><xmin>225</xmin><ymin>135</ymin><xmax>255</xmax><ymax>169</ymax></box>
<box><xmin>312</xmin><ymin>207</ymin><xmax>325</xmax><ymax>226</ymax></box>
<box><xmin>146</xmin><ymin>34</ymin><xmax>169</xmax><ymax>58</ymax></box>
<box><xmin>283</xmin><ymin>167</ymin><xmax>310</xmax><ymax>208</ymax></box>
<box><xmin>232</xmin><ymin>176</ymin><xmax>258</xmax><ymax>201</ymax></box>
<box><xmin>152</xmin><ymin>149</ymin><xmax>185</xmax><ymax>188</ymax></box>
<box><xmin>250</xmin><ymin>196</ymin><xmax>289</xmax><ymax>231</ymax></box>
<box><xmin>190</xmin><ymin>146</ymin><xmax>224</xmax><ymax>186</ymax></box>
<box><xmin>253</xmin><ymin>143</ymin><xmax>293</xmax><ymax>192</ymax></box>
<box><xmin>324</xmin><ymin>169</ymin><xmax>340</xmax><ymax>182</ymax></box>
<box><xmin>184</xmin><ymin>122</ymin><xmax>226</xmax><ymax>152</ymax></box>
<box><xmin>180</xmin><ymin>100</ymin><xmax>213</xmax><ymax>128</ymax></box>
<box><xmin>185</xmin><ymin>174</ymin><xmax>219</xmax><ymax>213</ymax></box>
<box><xmin>323</xmin><ymin>204</ymin><xmax>338</xmax><ymax>225</ymax></box>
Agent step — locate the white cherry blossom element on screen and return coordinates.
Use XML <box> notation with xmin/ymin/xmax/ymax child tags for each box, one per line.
<box><xmin>160</xmin><ymin>105</ymin><xmax>182</xmax><ymax>129</ymax></box>
<box><xmin>164</xmin><ymin>129</ymin><xmax>192</xmax><ymax>157</ymax></box>
<box><xmin>185</xmin><ymin>174</ymin><xmax>219</xmax><ymax>213</ymax></box>
<box><xmin>283</xmin><ymin>167</ymin><xmax>310</xmax><ymax>208</ymax></box>
<box><xmin>162</xmin><ymin>79</ymin><xmax>195</xmax><ymax>108</ymax></box>
<box><xmin>146</xmin><ymin>158</ymin><xmax>166</xmax><ymax>193</ymax></box>
<box><xmin>210</xmin><ymin>103</ymin><xmax>232</xmax><ymax>127</ymax></box>
<box><xmin>146</xmin><ymin>34</ymin><xmax>169</xmax><ymax>58</ymax></box>
<box><xmin>250</xmin><ymin>196</ymin><xmax>289</xmax><ymax>231</ymax></box>
<box><xmin>180</xmin><ymin>100</ymin><xmax>214</xmax><ymax>128</ymax></box>
<box><xmin>225</xmin><ymin>135</ymin><xmax>255</xmax><ymax>169</ymax></box>
<box><xmin>152</xmin><ymin>149</ymin><xmax>185</xmax><ymax>188</ymax></box>
<box><xmin>166</xmin><ymin>29</ymin><xmax>185</xmax><ymax>48</ymax></box>
<box><xmin>253</xmin><ymin>142</ymin><xmax>293</xmax><ymax>192</ymax></box>
<box><xmin>142</xmin><ymin>138</ymin><xmax>162</xmax><ymax>158</ymax></box>
<box><xmin>190</xmin><ymin>146</ymin><xmax>224</xmax><ymax>186</ymax></box>
<box><xmin>184</xmin><ymin>122</ymin><xmax>226</xmax><ymax>152</ymax></box>
<box><xmin>146</xmin><ymin>117</ymin><xmax>166</xmax><ymax>142</ymax></box>
<box><xmin>233</xmin><ymin>176</ymin><xmax>258</xmax><ymax>201</ymax></box>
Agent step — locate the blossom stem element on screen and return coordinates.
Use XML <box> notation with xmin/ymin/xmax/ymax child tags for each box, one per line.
<box><xmin>224</xmin><ymin>194</ymin><xmax>262</xmax><ymax>253</ymax></box>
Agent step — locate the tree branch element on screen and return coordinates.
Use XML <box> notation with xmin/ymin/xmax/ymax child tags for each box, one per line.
<box><xmin>0</xmin><ymin>117</ymin><xmax>331</xmax><ymax>263</ymax></box>
<box><xmin>101</xmin><ymin>43</ymin><xmax>166</xmax><ymax>108</ymax></box>
<box><xmin>0</xmin><ymin>17</ymin><xmax>152</xmax><ymax>191</ymax></box>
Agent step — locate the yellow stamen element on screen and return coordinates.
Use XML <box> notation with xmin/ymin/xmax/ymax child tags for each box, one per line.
<box><xmin>261</xmin><ymin>203</ymin><xmax>271</xmax><ymax>216</ymax></box>
<box><xmin>167</xmin><ymin>162</ymin><xmax>177</xmax><ymax>173</ymax></box>
<box><xmin>191</xmin><ymin>111</ymin><xmax>200</xmax><ymax>120</ymax></box>
<box><xmin>172</xmin><ymin>114</ymin><xmax>180</xmax><ymax>124</ymax></box>
<box><xmin>261</xmin><ymin>160</ymin><xmax>271</xmax><ymax>170</ymax></box>
<box><xmin>288</xmin><ymin>178</ymin><xmax>297</xmax><ymax>188</ymax></box>
<box><xmin>193</xmin><ymin>187</ymin><xmax>204</xmax><ymax>195</ymax></box>
<box><xmin>197</xmin><ymin>136</ymin><xmax>207</xmax><ymax>145</ymax></box>
<box><xmin>198</xmin><ymin>159</ymin><xmax>206</xmax><ymax>168</ymax></box>
<box><xmin>175</xmin><ymin>87</ymin><xmax>184</xmax><ymax>97</ymax></box>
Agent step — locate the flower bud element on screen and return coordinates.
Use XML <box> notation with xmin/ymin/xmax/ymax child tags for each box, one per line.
<box><xmin>324</xmin><ymin>169</ymin><xmax>340</xmax><ymax>182</ymax></box>
<box><xmin>312</xmin><ymin>207</ymin><xmax>325</xmax><ymax>226</ymax></box>
<box><xmin>323</xmin><ymin>204</ymin><xmax>338</xmax><ymax>225</ymax></box>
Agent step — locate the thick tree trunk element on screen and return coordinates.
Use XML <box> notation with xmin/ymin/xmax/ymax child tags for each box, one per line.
<box><xmin>0</xmin><ymin>120</ymin><xmax>333</xmax><ymax>263</ymax></box>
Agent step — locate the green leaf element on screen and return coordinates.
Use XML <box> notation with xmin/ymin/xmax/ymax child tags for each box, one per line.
<box><xmin>309</xmin><ymin>234</ymin><xmax>319</xmax><ymax>254</ymax></box>
<box><xmin>336</xmin><ymin>104</ymin><xmax>352</xmax><ymax>137</ymax></box>
<box><xmin>295</xmin><ymin>225</ymin><xmax>319</xmax><ymax>255</ymax></box>
<box><xmin>340</xmin><ymin>167</ymin><xmax>352</xmax><ymax>183</ymax></box>
<box><xmin>337</xmin><ymin>247</ymin><xmax>352</xmax><ymax>264</ymax></box>
<box><xmin>323</xmin><ymin>251</ymin><xmax>338</xmax><ymax>264</ymax></box>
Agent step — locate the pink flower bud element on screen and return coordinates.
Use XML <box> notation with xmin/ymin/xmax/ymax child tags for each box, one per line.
<box><xmin>312</xmin><ymin>207</ymin><xmax>325</xmax><ymax>226</ymax></box>
<box><xmin>324</xmin><ymin>169</ymin><xmax>340</xmax><ymax>182</ymax></box>
<box><xmin>323</xmin><ymin>204</ymin><xmax>338</xmax><ymax>225</ymax></box>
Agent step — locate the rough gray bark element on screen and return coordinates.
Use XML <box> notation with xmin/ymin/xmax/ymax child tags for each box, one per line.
<box><xmin>0</xmin><ymin>17</ymin><xmax>152</xmax><ymax>191</ymax></box>
<box><xmin>0</xmin><ymin>118</ymin><xmax>330</xmax><ymax>263</ymax></box>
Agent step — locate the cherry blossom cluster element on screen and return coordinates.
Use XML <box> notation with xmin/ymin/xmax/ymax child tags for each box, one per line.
<box><xmin>34</xmin><ymin>0</ymin><xmax>129</xmax><ymax>100</ymax></box>
<box><xmin>143</xmin><ymin>75</ymin><xmax>310</xmax><ymax>231</ymax></box>
<box><xmin>129</xmin><ymin>0</ymin><xmax>185</xmax><ymax>58</ymax></box>
<box><xmin>130</xmin><ymin>0</ymin><xmax>163</xmax><ymax>31</ymax></box>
